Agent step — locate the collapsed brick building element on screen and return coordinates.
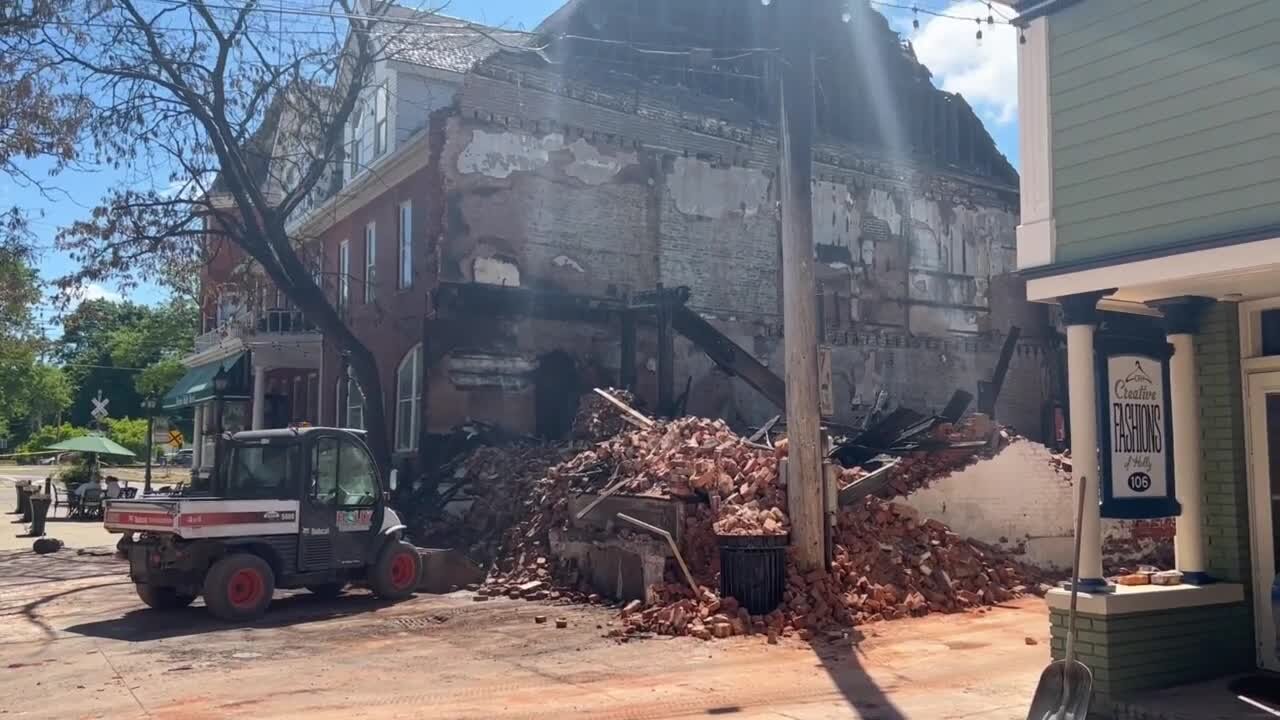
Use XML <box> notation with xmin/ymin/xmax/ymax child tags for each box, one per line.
<box><xmin>177</xmin><ymin>0</ymin><xmax>1057</xmax><ymax>473</ymax></box>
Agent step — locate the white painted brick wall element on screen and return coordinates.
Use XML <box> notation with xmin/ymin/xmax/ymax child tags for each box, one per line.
<box><xmin>902</xmin><ymin>439</ymin><xmax>1160</xmax><ymax>570</ymax></box>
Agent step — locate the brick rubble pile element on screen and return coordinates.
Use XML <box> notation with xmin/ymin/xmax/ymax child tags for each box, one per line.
<box><xmin>623</xmin><ymin>496</ymin><xmax>1042</xmax><ymax>640</ymax></box>
<box><xmin>479</xmin><ymin>418</ymin><xmax>791</xmax><ymax>595</ymax></box>
<box><xmin>434</xmin><ymin>407</ymin><xmax>1042</xmax><ymax>640</ymax></box>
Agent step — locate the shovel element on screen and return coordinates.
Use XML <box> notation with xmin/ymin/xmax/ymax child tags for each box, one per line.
<box><xmin>1027</xmin><ymin>475</ymin><xmax>1094</xmax><ymax>720</ymax></box>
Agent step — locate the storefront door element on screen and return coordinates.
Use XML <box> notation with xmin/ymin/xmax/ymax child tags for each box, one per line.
<box><xmin>1246</xmin><ymin>371</ymin><xmax>1280</xmax><ymax>671</ymax></box>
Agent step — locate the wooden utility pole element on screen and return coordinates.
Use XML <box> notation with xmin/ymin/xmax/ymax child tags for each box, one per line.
<box><xmin>778</xmin><ymin>0</ymin><xmax>825</xmax><ymax>572</ymax></box>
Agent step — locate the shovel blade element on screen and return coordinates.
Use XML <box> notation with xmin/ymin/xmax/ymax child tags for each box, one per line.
<box><xmin>1026</xmin><ymin>660</ymin><xmax>1093</xmax><ymax>720</ymax></box>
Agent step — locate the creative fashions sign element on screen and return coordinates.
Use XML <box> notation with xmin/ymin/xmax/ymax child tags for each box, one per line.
<box><xmin>1096</xmin><ymin>337</ymin><xmax>1181</xmax><ymax>519</ymax></box>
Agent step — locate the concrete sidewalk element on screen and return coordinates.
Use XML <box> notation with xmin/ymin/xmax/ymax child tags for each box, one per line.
<box><xmin>0</xmin><ymin>473</ymin><xmax>122</xmax><ymax>551</ymax></box>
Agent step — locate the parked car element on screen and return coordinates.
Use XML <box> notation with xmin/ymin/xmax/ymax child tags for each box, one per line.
<box><xmin>169</xmin><ymin>449</ymin><xmax>193</xmax><ymax>467</ymax></box>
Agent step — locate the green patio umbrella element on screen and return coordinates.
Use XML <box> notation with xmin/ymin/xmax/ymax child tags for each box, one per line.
<box><xmin>45</xmin><ymin>436</ymin><xmax>137</xmax><ymax>458</ymax></box>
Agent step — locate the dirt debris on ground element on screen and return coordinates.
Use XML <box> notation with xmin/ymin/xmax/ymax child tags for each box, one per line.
<box><xmin>422</xmin><ymin>400</ymin><xmax>1045</xmax><ymax>641</ymax></box>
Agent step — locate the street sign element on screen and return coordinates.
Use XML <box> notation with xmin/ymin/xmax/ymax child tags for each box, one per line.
<box><xmin>818</xmin><ymin>347</ymin><xmax>834</xmax><ymax>418</ymax></box>
<box><xmin>151</xmin><ymin>417</ymin><xmax>170</xmax><ymax>444</ymax></box>
<box><xmin>168</xmin><ymin>430</ymin><xmax>184</xmax><ymax>449</ymax></box>
<box><xmin>90</xmin><ymin>391</ymin><xmax>110</xmax><ymax>422</ymax></box>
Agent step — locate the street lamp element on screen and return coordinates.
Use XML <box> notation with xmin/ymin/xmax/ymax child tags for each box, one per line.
<box><xmin>212</xmin><ymin>367</ymin><xmax>230</xmax><ymax>493</ymax></box>
<box><xmin>140</xmin><ymin>395</ymin><xmax>158</xmax><ymax>495</ymax></box>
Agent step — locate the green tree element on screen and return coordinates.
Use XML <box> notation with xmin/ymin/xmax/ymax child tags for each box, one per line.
<box><xmin>46</xmin><ymin>0</ymin><xmax>434</xmax><ymax>473</ymax></box>
<box><xmin>136</xmin><ymin>358</ymin><xmax>187</xmax><ymax>398</ymax></box>
<box><xmin>56</xmin><ymin>297</ymin><xmax>196</xmax><ymax>425</ymax></box>
<box><xmin>104</xmin><ymin>417</ymin><xmax>148</xmax><ymax>457</ymax></box>
<box><xmin>0</xmin><ymin>239</ymin><xmax>68</xmax><ymax>441</ymax></box>
<box><xmin>17</xmin><ymin>422</ymin><xmax>86</xmax><ymax>455</ymax></box>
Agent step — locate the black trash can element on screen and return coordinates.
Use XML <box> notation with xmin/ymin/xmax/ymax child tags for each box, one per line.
<box><xmin>717</xmin><ymin>533</ymin><xmax>789</xmax><ymax>615</ymax></box>
<box><xmin>11</xmin><ymin>481</ymin><xmax>25</xmax><ymax>514</ymax></box>
<box><xmin>19</xmin><ymin>484</ymin><xmax>34</xmax><ymax>522</ymax></box>
<box><xmin>28</xmin><ymin>494</ymin><xmax>50</xmax><ymax>537</ymax></box>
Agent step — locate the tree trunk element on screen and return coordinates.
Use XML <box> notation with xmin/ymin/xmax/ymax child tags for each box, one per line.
<box><xmin>260</xmin><ymin>222</ymin><xmax>393</xmax><ymax>476</ymax></box>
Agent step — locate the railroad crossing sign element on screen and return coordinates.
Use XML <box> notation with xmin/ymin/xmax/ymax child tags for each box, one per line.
<box><xmin>168</xmin><ymin>430</ymin><xmax>184</xmax><ymax>449</ymax></box>
<box><xmin>90</xmin><ymin>391</ymin><xmax>110</xmax><ymax>423</ymax></box>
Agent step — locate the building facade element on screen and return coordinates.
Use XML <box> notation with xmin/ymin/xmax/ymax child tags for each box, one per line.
<box><xmin>174</xmin><ymin>1</ymin><xmax>1055</xmax><ymax>473</ymax></box>
<box><xmin>1014</xmin><ymin>0</ymin><xmax>1280</xmax><ymax>703</ymax></box>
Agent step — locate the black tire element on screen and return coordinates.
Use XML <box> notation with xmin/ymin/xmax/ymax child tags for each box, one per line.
<box><xmin>202</xmin><ymin>553</ymin><xmax>275</xmax><ymax>621</ymax></box>
<box><xmin>135</xmin><ymin>583</ymin><xmax>196</xmax><ymax>610</ymax></box>
<box><xmin>305</xmin><ymin>582</ymin><xmax>346</xmax><ymax>599</ymax></box>
<box><xmin>369</xmin><ymin>540</ymin><xmax>421</xmax><ymax>601</ymax></box>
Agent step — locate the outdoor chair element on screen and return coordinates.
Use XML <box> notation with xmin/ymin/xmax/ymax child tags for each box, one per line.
<box><xmin>51</xmin><ymin>484</ymin><xmax>69</xmax><ymax>518</ymax></box>
<box><xmin>78</xmin><ymin>487</ymin><xmax>103</xmax><ymax>520</ymax></box>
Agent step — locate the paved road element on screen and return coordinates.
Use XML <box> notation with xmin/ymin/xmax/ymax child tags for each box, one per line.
<box><xmin>0</xmin><ymin>543</ymin><xmax>1051</xmax><ymax>720</ymax></box>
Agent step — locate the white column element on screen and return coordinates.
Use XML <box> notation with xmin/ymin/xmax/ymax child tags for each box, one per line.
<box><xmin>1169</xmin><ymin>332</ymin><xmax>1207</xmax><ymax>580</ymax></box>
<box><xmin>252</xmin><ymin>364</ymin><xmax>266</xmax><ymax>430</ymax></box>
<box><xmin>192</xmin><ymin>403</ymin><xmax>205</xmax><ymax>469</ymax></box>
<box><xmin>1066</xmin><ymin>322</ymin><xmax>1106</xmax><ymax>586</ymax></box>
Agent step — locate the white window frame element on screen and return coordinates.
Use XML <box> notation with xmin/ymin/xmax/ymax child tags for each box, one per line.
<box><xmin>1239</xmin><ymin>297</ymin><xmax>1280</xmax><ymax>671</ymax></box>
<box><xmin>338</xmin><ymin>240</ymin><xmax>350</xmax><ymax>312</ymax></box>
<box><xmin>307</xmin><ymin>373</ymin><xmax>319</xmax><ymax>423</ymax></box>
<box><xmin>348</xmin><ymin>100</ymin><xmax>363</xmax><ymax>179</ymax></box>
<box><xmin>374</xmin><ymin>83</ymin><xmax>388</xmax><ymax>157</ymax></box>
<box><xmin>364</xmin><ymin>221</ymin><xmax>377</xmax><ymax>304</ymax></box>
<box><xmin>344</xmin><ymin>367</ymin><xmax>365</xmax><ymax>430</ymax></box>
<box><xmin>398</xmin><ymin>201</ymin><xmax>413</xmax><ymax>289</ymax></box>
<box><xmin>395</xmin><ymin>344</ymin><xmax>422</xmax><ymax>451</ymax></box>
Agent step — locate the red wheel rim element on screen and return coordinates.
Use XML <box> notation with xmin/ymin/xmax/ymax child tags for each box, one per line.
<box><xmin>227</xmin><ymin>568</ymin><xmax>264</xmax><ymax>608</ymax></box>
<box><xmin>389</xmin><ymin>553</ymin><xmax>416</xmax><ymax>590</ymax></box>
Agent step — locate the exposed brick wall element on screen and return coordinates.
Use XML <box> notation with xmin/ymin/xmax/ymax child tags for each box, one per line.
<box><xmin>437</xmin><ymin>99</ymin><xmax>1055</xmax><ymax>438</ymax></box>
<box><xmin>312</xmin><ymin>161</ymin><xmax>437</xmax><ymax>451</ymax></box>
<box><xmin>1196</xmin><ymin>303</ymin><xmax>1252</xmax><ymax>585</ymax></box>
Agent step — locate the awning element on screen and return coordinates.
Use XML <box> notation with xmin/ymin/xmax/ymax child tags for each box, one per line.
<box><xmin>163</xmin><ymin>353</ymin><xmax>248</xmax><ymax>409</ymax></box>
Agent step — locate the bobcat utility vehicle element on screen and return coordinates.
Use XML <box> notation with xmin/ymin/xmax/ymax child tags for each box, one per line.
<box><xmin>105</xmin><ymin>427</ymin><xmax>421</xmax><ymax>621</ymax></box>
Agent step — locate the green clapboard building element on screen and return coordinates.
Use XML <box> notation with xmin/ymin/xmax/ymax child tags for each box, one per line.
<box><xmin>1012</xmin><ymin>0</ymin><xmax>1280</xmax><ymax>707</ymax></box>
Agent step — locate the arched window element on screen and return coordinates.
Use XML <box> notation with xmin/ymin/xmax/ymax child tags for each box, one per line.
<box><xmin>395</xmin><ymin>344</ymin><xmax>422</xmax><ymax>450</ymax></box>
<box><xmin>345</xmin><ymin>367</ymin><xmax>365</xmax><ymax>430</ymax></box>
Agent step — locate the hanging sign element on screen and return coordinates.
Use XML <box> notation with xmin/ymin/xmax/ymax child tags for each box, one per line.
<box><xmin>1096</xmin><ymin>336</ymin><xmax>1181</xmax><ymax>519</ymax></box>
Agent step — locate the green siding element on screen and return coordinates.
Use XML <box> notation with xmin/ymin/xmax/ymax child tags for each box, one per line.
<box><xmin>1049</xmin><ymin>0</ymin><xmax>1280</xmax><ymax>264</ymax></box>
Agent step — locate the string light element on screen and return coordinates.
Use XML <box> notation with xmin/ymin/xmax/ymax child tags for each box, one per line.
<box><xmin>912</xmin><ymin>5</ymin><xmax>919</xmax><ymax>29</ymax></box>
<box><xmin>975</xmin><ymin>17</ymin><xmax>983</xmax><ymax>42</ymax></box>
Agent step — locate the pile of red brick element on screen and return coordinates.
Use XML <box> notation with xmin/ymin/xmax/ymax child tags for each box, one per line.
<box><xmin>621</xmin><ymin>496</ymin><xmax>1043</xmax><ymax>640</ymax></box>
<box><xmin>435</xmin><ymin>407</ymin><xmax>1042</xmax><ymax>641</ymax></box>
<box><xmin>480</xmin><ymin>418</ymin><xmax>792</xmax><ymax>589</ymax></box>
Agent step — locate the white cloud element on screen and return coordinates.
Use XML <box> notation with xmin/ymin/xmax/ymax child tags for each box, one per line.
<box><xmin>903</xmin><ymin>2</ymin><xmax>1019</xmax><ymax>126</ymax></box>
<box><xmin>69</xmin><ymin>283</ymin><xmax>123</xmax><ymax>304</ymax></box>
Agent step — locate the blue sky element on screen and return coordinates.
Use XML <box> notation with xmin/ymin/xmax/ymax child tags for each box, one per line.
<box><xmin>13</xmin><ymin>0</ymin><xmax>1017</xmax><ymax>329</ymax></box>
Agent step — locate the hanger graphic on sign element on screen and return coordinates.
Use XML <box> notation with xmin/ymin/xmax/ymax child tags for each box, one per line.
<box><xmin>1123</xmin><ymin>361</ymin><xmax>1154</xmax><ymax>385</ymax></box>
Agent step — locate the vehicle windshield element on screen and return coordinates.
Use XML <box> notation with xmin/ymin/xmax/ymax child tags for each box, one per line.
<box><xmin>226</xmin><ymin>443</ymin><xmax>299</xmax><ymax>499</ymax></box>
